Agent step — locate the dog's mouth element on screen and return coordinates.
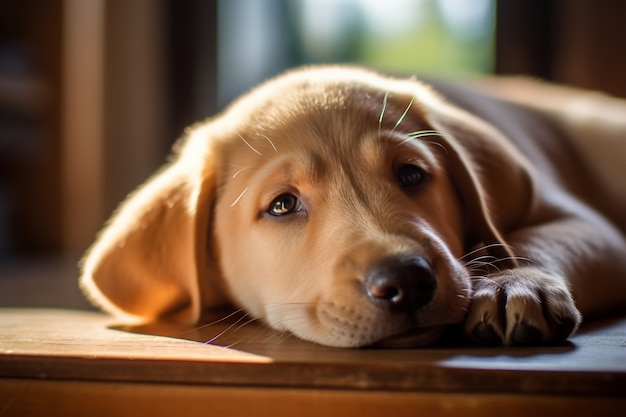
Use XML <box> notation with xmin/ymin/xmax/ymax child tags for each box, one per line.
<box><xmin>373</xmin><ymin>325</ymin><xmax>446</xmax><ymax>348</ymax></box>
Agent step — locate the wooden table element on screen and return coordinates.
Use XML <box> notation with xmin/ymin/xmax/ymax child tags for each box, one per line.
<box><xmin>1</xmin><ymin>308</ymin><xmax>624</xmax><ymax>417</ymax></box>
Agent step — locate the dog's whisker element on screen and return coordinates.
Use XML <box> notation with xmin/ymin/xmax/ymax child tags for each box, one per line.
<box><xmin>264</xmin><ymin>329</ymin><xmax>296</xmax><ymax>345</ymax></box>
<box><xmin>398</xmin><ymin>131</ymin><xmax>449</xmax><ymax>155</ymax></box>
<box><xmin>466</xmin><ymin>254</ymin><xmax>534</xmax><ymax>268</ymax></box>
<box><xmin>391</xmin><ymin>96</ymin><xmax>415</xmax><ymax>134</ymax></box>
<box><xmin>463</xmin><ymin>251</ymin><xmax>501</xmax><ymax>270</ymax></box>
<box><xmin>465</xmin><ymin>254</ymin><xmax>534</xmax><ymax>277</ymax></box>
<box><xmin>499</xmin><ymin>255</ymin><xmax>536</xmax><ymax>266</ymax></box>
<box><xmin>422</xmin><ymin>140</ymin><xmax>449</xmax><ymax>155</ymax></box>
<box><xmin>261</xmin><ymin>134</ymin><xmax>278</xmax><ymax>153</ymax></box>
<box><xmin>378</xmin><ymin>91</ymin><xmax>389</xmax><ymax>136</ymax></box>
<box><xmin>224</xmin><ymin>319</ymin><xmax>276</xmax><ymax>347</ymax></box>
<box><xmin>179</xmin><ymin>309</ymin><xmax>247</xmax><ymax>334</ymax></box>
<box><xmin>464</xmin><ymin>255</ymin><xmax>499</xmax><ymax>267</ymax></box>
<box><xmin>460</xmin><ymin>242</ymin><xmax>517</xmax><ymax>260</ymax></box>
<box><xmin>471</xmin><ymin>265</ymin><xmax>501</xmax><ymax>274</ymax></box>
<box><xmin>397</xmin><ymin>130</ymin><xmax>442</xmax><ymax>146</ymax></box>
<box><xmin>465</xmin><ymin>261</ymin><xmax>495</xmax><ymax>271</ymax></box>
<box><xmin>232</xmin><ymin>167</ymin><xmax>251</xmax><ymax>179</ymax></box>
<box><xmin>469</xmin><ymin>275</ymin><xmax>490</xmax><ymax>284</ymax></box>
<box><xmin>466</xmin><ymin>254</ymin><xmax>498</xmax><ymax>262</ymax></box>
<box><xmin>206</xmin><ymin>313</ymin><xmax>257</xmax><ymax>343</ymax></box>
<box><xmin>280</xmin><ymin>330</ymin><xmax>297</xmax><ymax>343</ymax></box>
<box><xmin>230</xmin><ymin>187</ymin><xmax>249</xmax><ymax>208</ymax></box>
<box><xmin>407</xmin><ymin>129</ymin><xmax>444</xmax><ymax>139</ymax></box>
<box><xmin>481</xmin><ymin>262</ymin><xmax>502</xmax><ymax>273</ymax></box>
<box><xmin>238</xmin><ymin>133</ymin><xmax>265</xmax><ymax>158</ymax></box>
<box><xmin>460</xmin><ymin>246</ymin><xmax>490</xmax><ymax>261</ymax></box>
<box><xmin>170</xmin><ymin>310</ymin><xmax>251</xmax><ymax>341</ymax></box>
<box><xmin>204</xmin><ymin>315</ymin><xmax>259</xmax><ymax>346</ymax></box>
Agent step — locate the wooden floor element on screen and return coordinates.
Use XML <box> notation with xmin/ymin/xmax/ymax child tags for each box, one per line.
<box><xmin>1</xmin><ymin>308</ymin><xmax>625</xmax><ymax>417</ymax></box>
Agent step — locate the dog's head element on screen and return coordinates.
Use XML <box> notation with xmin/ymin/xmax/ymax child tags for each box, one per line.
<box><xmin>80</xmin><ymin>67</ymin><xmax>532</xmax><ymax>347</ymax></box>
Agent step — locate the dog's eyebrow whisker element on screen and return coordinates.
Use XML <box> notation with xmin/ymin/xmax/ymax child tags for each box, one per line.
<box><xmin>399</xmin><ymin>131</ymin><xmax>449</xmax><ymax>155</ymax></box>
<box><xmin>232</xmin><ymin>167</ymin><xmax>251</xmax><ymax>179</ymax></box>
<box><xmin>404</xmin><ymin>130</ymin><xmax>449</xmax><ymax>151</ymax></box>
<box><xmin>378</xmin><ymin>91</ymin><xmax>389</xmax><ymax>136</ymax></box>
<box><xmin>407</xmin><ymin>129</ymin><xmax>444</xmax><ymax>138</ymax></box>
<box><xmin>238</xmin><ymin>133</ymin><xmax>265</xmax><ymax>158</ymax></box>
<box><xmin>230</xmin><ymin>187</ymin><xmax>249</xmax><ymax>208</ymax></box>
<box><xmin>399</xmin><ymin>130</ymin><xmax>443</xmax><ymax>145</ymax></box>
<box><xmin>261</xmin><ymin>134</ymin><xmax>278</xmax><ymax>153</ymax></box>
<box><xmin>422</xmin><ymin>140</ymin><xmax>449</xmax><ymax>154</ymax></box>
<box><xmin>391</xmin><ymin>96</ymin><xmax>415</xmax><ymax>133</ymax></box>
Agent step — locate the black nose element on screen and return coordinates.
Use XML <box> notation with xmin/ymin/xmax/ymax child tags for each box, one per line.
<box><xmin>364</xmin><ymin>256</ymin><xmax>436</xmax><ymax>313</ymax></box>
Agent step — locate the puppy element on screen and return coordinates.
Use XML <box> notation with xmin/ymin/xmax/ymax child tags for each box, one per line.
<box><xmin>80</xmin><ymin>66</ymin><xmax>626</xmax><ymax>348</ymax></box>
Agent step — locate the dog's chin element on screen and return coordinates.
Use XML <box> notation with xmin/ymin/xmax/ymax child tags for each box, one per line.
<box><xmin>373</xmin><ymin>326</ymin><xmax>446</xmax><ymax>348</ymax></box>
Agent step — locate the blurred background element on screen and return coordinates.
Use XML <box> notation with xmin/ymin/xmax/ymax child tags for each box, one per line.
<box><xmin>0</xmin><ymin>0</ymin><xmax>624</xmax><ymax>309</ymax></box>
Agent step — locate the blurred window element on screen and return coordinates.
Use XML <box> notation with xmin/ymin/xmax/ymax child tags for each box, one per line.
<box><xmin>218</xmin><ymin>0</ymin><xmax>495</xmax><ymax>105</ymax></box>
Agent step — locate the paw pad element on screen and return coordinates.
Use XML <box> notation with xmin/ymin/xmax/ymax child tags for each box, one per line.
<box><xmin>472</xmin><ymin>322</ymin><xmax>502</xmax><ymax>346</ymax></box>
<box><xmin>511</xmin><ymin>323</ymin><xmax>542</xmax><ymax>345</ymax></box>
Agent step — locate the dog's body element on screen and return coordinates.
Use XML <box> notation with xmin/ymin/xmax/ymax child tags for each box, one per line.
<box><xmin>80</xmin><ymin>66</ymin><xmax>626</xmax><ymax>348</ymax></box>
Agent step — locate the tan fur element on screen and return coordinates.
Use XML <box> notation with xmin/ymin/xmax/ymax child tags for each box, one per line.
<box><xmin>80</xmin><ymin>66</ymin><xmax>626</xmax><ymax>348</ymax></box>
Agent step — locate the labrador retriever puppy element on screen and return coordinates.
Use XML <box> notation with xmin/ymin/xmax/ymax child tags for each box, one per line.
<box><xmin>80</xmin><ymin>66</ymin><xmax>626</xmax><ymax>348</ymax></box>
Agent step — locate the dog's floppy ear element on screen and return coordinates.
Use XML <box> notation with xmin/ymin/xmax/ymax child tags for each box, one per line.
<box><xmin>79</xmin><ymin>130</ymin><xmax>228</xmax><ymax>323</ymax></box>
<box><xmin>425</xmin><ymin>112</ymin><xmax>533</xmax><ymax>268</ymax></box>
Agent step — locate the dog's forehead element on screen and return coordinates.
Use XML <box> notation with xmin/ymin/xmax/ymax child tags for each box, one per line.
<box><xmin>234</xmin><ymin>79</ymin><xmax>425</xmax><ymax>146</ymax></box>
<box><xmin>224</xmin><ymin>69</ymin><xmax>426</xmax><ymax>129</ymax></box>
<box><xmin>212</xmin><ymin>69</ymin><xmax>438</xmax><ymax>184</ymax></box>
<box><xmin>254</xmin><ymin>82</ymin><xmax>383</xmax><ymax>129</ymax></box>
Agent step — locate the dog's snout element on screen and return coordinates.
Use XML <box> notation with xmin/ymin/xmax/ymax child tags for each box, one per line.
<box><xmin>364</xmin><ymin>256</ymin><xmax>436</xmax><ymax>313</ymax></box>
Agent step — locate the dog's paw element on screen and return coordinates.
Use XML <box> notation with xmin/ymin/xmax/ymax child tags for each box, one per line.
<box><xmin>465</xmin><ymin>268</ymin><xmax>582</xmax><ymax>346</ymax></box>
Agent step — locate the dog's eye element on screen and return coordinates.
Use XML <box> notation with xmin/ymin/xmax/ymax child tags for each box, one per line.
<box><xmin>268</xmin><ymin>193</ymin><xmax>300</xmax><ymax>216</ymax></box>
<box><xmin>397</xmin><ymin>164</ymin><xmax>425</xmax><ymax>187</ymax></box>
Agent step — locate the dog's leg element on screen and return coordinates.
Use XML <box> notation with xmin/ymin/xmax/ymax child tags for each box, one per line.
<box><xmin>466</xmin><ymin>207</ymin><xmax>626</xmax><ymax>346</ymax></box>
